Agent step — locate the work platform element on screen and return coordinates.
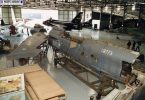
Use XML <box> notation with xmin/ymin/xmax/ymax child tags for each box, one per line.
<box><xmin>55</xmin><ymin>56</ymin><xmax>117</xmax><ymax>96</ymax></box>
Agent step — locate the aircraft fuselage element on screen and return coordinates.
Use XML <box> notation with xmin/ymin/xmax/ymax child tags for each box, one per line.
<box><xmin>48</xmin><ymin>28</ymin><xmax>139</xmax><ymax>82</ymax></box>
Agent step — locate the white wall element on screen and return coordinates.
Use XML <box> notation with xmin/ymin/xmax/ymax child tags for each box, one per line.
<box><xmin>0</xmin><ymin>8</ymin><xmax>2</xmax><ymax>18</ymax></box>
<box><xmin>92</xmin><ymin>20</ymin><xmax>100</xmax><ymax>30</ymax></box>
<box><xmin>21</xmin><ymin>9</ymin><xmax>58</xmax><ymax>20</ymax></box>
<box><xmin>83</xmin><ymin>10</ymin><xmax>92</xmax><ymax>22</ymax></box>
<box><xmin>58</xmin><ymin>10</ymin><xmax>77</xmax><ymax>21</ymax></box>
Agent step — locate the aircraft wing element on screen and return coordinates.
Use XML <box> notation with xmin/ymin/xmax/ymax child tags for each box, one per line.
<box><xmin>7</xmin><ymin>47</ymin><xmax>41</xmax><ymax>59</ymax></box>
<box><xmin>7</xmin><ymin>32</ymin><xmax>47</xmax><ymax>59</ymax></box>
<box><xmin>51</xmin><ymin>20</ymin><xmax>70</xmax><ymax>25</ymax></box>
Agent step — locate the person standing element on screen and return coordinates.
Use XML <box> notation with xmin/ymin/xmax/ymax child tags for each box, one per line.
<box><xmin>136</xmin><ymin>41</ymin><xmax>142</xmax><ymax>52</ymax></box>
<box><xmin>127</xmin><ymin>40</ymin><xmax>131</xmax><ymax>49</ymax></box>
<box><xmin>138</xmin><ymin>41</ymin><xmax>142</xmax><ymax>46</ymax></box>
<box><xmin>96</xmin><ymin>89</ymin><xmax>102</xmax><ymax>100</ymax></box>
<box><xmin>136</xmin><ymin>45</ymin><xmax>140</xmax><ymax>52</ymax></box>
<box><xmin>111</xmin><ymin>80</ymin><xmax>118</xmax><ymax>89</ymax></box>
<box><xmin>1</xmin><ymin>19</ymin><xmax>5</xmax><ymax>26</ymax></box>
<box><xmin>132</xmin><ymin>40</ymin><xmax>136</xmax><ymax>51</ymax></box>
<box><xmin>27</xmin><ymin>28</ymin><xmax>29</xmax><ymax>36</ymax></box>
<box><xmin>9</xmin><ymin>24</ymin><xmax>16</xmax><ymax>36</ymax></box>
<box><xmin>116</xmin><ymin>35</ymin><xmax>120</xmax><ymax>39</ymax></box>
<box><xmin>138</xmin><ymin>54</ymin><xmax>144</xmax><ymax>63</ymax></box>
<box><xmin>90</xmin><ymin>96</ymin><xmax>94</xmax><ymax>100</ymax></box>
<box><xmin>125</xmin><ymin>74</ymin><xmax>133</xmax><ymax>87</ymax></box>
<box><xmin>129</xmin><ymin>74</ymin><xmax>139</xmax><ymax>86</ymax></box>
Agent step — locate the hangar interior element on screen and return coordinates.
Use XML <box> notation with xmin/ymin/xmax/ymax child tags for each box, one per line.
<box><xmin>0</xmin><ymin>0</ymin><xmax>145</xmax><ymax>100</ymax></box>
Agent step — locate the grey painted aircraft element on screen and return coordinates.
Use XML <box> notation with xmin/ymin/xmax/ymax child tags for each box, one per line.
<box><xmin>48</xmin><ymin>27</ymin><xmax>140</xmax><ymax>83</ymax></box>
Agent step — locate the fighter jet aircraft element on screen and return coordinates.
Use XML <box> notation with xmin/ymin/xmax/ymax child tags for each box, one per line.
<box><xmin>43</xmin><ymin>12</ymin><xmax>83</xmax><ymax>31</ymax></box>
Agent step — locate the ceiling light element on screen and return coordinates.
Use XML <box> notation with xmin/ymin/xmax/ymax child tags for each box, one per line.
<box><xmin>80</xmin><ymin>6</ymin><xmax>83</xmax><ymax>12</ymax></box>
<box><xmin>132</xmin><ymin>3</ymin><xmax>136</xmax><ymax>11</ymax></box>
<box><xmin>96</xmin><ymin>7</ymin><xmax>99</xmax><ymax>11</ymax></box>
<box><xmin>117</xmin><ymin>6</ymin><xmax>120</xmax><ymax>11</ymax></box>
<box><xmin>105</xmin><ymin>6</ymin><xmax>108</xmax><ymax>11</ymax></box>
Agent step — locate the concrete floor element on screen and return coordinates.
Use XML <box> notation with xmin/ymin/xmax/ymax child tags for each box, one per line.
<box><xmin>0</xmin><ymin>28</ymin><xmax>145</xmax><ymax>100</ymax></box>
<box><xmin>47</xmin><ymin>65</ymin><xmax>96</xmax><ymax>100</ymax></box>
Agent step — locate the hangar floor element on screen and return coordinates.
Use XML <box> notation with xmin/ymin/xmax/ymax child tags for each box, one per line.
<box><xmin>47</xmin><ymin>63</ymin><xmax>96</xmax><ymax>100</ymax></box>
<box><xmin>0</xmin><ymin>29</ymin><xmax>145</xmax><ymax>100</ymax></box>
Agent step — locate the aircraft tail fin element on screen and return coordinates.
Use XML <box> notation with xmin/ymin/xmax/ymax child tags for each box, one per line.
<box><xmin>71</xmin><ymin>12</ymin><xmax>83</xmax><ymax>24</ymax></box>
